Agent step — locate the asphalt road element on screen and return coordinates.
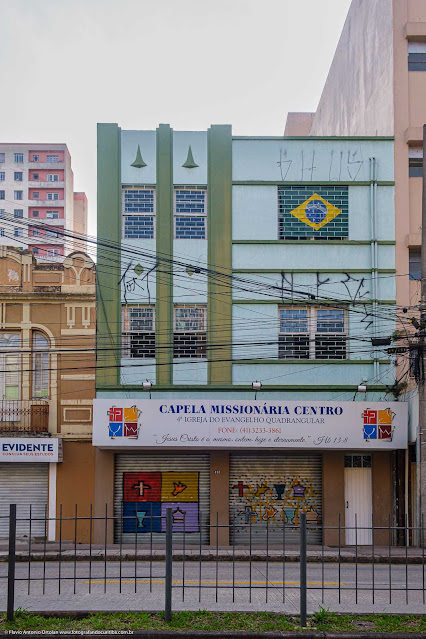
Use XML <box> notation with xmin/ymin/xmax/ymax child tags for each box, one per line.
<box><xmin>0</xmin><ymin>560</ymin><xmax>425</xmax><ymax>614</ymax></box>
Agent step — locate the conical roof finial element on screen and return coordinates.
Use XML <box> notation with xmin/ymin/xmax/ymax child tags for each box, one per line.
<box><xmin>131</xmin><ymin>145</ymin><xmax>147</xmax><ymax>168</ymax></box>
<box><xmin>182</xmin><ymin>145</ymin><xmax>199</xmax><ymax>169</ymax></box>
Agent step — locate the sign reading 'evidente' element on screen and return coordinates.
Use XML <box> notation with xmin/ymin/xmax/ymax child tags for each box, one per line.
<box><xmin>0</xmin><ymin>438</ymin><xmax>62</xmax><ymax>462</ymax></box>
<box><xmin>92</xmin><ymin>400</ymin><xmax>408</xmax><ymax>450</ymax></box>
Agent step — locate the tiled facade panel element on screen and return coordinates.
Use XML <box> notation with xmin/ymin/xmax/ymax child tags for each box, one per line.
<box><xmin>124</xmin><ymin>190</ymin><xmax>155</xmax><ymax>213</ymax></box>
<box><xmin>175</xmin><ymin>216</ymin><xmax>206</xmax><ymax>238</ymax></box>
<box><xmin>175</xmin><ymin>190</ymin><xmax>206</xmax><ymax>213</ymax></box>
<box><xmin>279</xmin><ymin>185</ymin><xmax>349</xmax><ymax>239</ymax></box>
<box><xmin>124</xmin><ymin>216</ymin><xmax>154</xmax><ymax>239</ymax></box>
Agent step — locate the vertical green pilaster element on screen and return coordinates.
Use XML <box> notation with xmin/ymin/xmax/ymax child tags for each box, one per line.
<box><xmin>207</xmin><ymin>125</ymin><xmax>232</xmax><ymax>384</ymax></box>
<box><xmin>156</xmin><ymin>124</ymin><xmax>174</xmax><ymax>385</ymax></box>
<box><xmin>96</xmin><ymin>123</ymin><xmax>121</xmax><ymax>388</ymax></box>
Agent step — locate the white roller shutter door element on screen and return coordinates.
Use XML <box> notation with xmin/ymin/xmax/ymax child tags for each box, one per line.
<box><xmin>114</xmin><ymin>453</ymin><xmax>210</xmax><ymax>544</ymax></box>
<box><xmin>0</xmin><ymin>463</ymin><xmax>48</xmax><ymax>538</ymax></box>
<box><xmin>229</xmin><ymin>453</ymin><xmax>322</xmax><ymax>545</ymax></box>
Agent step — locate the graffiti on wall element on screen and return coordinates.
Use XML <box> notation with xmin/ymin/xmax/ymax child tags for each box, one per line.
<box><xmin>232</xmin><ymin>475</ymin><xmax>321</xmax><ymax>528</ymax></box>
<box><xmin>122</xmin><ymin>471</ymin><xmax>200</xmax><ymax>533</ymax></box>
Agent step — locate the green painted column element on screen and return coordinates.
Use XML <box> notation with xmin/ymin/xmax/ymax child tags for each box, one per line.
<box><xmin>207</xmin><ymin>125</ymin><xmax>233</xmax><ymax>384</ymax></box>
<box><xmin>96</xmin><ymin>123</ymin><xmax>121</xmax><ymax>388</ymax></box>
<box><xmin>156</xmin><ymin>124</ymin><xmax>174</xmax><ymax>385</ymax></box>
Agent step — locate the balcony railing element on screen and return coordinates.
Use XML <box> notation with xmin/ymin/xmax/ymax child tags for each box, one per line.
<box><xmin>0</xmin><ymin>400</ymin><xmax>49</xmax><ymax>433</ymax></box>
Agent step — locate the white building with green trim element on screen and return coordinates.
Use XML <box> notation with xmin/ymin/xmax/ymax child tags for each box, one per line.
<box><xmin>93</xmin><ymin>124</ymin><xmax>407</xmax><ymax>547</ymax></box>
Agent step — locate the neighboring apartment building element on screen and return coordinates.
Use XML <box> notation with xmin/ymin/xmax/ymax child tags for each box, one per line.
<box><xmin>0</xmin><ymin>144</ymin><xmax>88</xmax><ymax>259</ymax></box>
<box><xmin>92</xmin><ymin>123</ymin><xmax>407</xmax><ymax>547</ymax></box>
<box><xmin>284</xmin><ymin>0</ymin><xmax>425</xmax><ymax>540</ymax></box>
<box><xmin>0</xmin><ymin>247</ymin><xmax>95</xmax><ymax>541</ymax></box>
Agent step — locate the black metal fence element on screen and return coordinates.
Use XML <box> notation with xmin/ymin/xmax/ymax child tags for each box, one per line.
<box><xmin>1</xmin><ymin>505</ymin><xmax>426</xmax><ymax>625</ymax></box>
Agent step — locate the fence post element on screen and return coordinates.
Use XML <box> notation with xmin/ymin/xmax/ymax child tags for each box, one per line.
<box><xmin>165</xmin><ymin>507</ymin><xmax>173</xmax><ymax>621</ymax></box>
<box><xmin>299</xmin><ymin>512</ymin><xmax>307</xmax><ymax>627</ymax></box>
<box><xmin>7</xmin><ymin>503</ymin><xmax>17</xmax><ymax>622</ymax></box>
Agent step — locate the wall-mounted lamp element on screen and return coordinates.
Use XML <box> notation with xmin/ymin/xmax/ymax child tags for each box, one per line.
<box><xmin>353</xmin><ymin>383</ymin><xmax>367</xmax><ymax>400</ymax></box>
<box><xmin>143</xmin><ymin>379</ymin><xmax>153</xmax><ymax>398</ymax></box>
<box><xmin>252</xmin><ymin>380</ymin><xmax>262</xmax><ymax>399</ymax></box>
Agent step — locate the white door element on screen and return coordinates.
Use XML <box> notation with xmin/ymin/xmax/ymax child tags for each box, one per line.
<box><xmin>344</xmin><ymin>467</ymin><xmax>372</xmax><ymax>545</ymax></box>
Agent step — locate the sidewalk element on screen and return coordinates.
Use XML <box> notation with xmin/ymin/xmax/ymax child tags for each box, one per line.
<box><xmin>0</xmin><ymin>541</ymin><xmax>424</xmax><ymax>563</ymax></box>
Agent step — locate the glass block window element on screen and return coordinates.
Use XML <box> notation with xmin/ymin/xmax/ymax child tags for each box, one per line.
<box><xmin>279</xmin><ymin>306</ymin><xmax>347</xmax><ymax>360</ymax></box>
<box><xmin>122</xmin><ymin>306</ymin><xmax>155</xmax><ymax>359</ymax></box>
<box><xmin>174</xmin><ymin>188</ymin><xmax>207</xmax><ymax>239</ymax></box>
<box><xmin>124</xmin><ymin>215</ymin><xmax>154</xmax><ymax>239</ymax></box>
<box><xmin>14</xmin><ymin>153</ymin><xmax>24</xmax><ymax>163</ymax></box>
<box><xmin>278</xmin><ymin>186</ymin><xmax>348</xmax><ymax>240</ymax></box>
<box><xmin>174</xmin><ymin>306</ymin><xmax>207</xmax><ymax>358</ymax></box>
<box><xmin>409</xmin><ymin>248</ymin><xmax>421</xmax><ymax>281</ymax></box>
<box><xmin>122</xmin><ymin>188</ymin><xmax>155</xmax><ymax>240</ymax></box>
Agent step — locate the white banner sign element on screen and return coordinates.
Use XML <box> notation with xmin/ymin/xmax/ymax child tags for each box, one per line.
<box><xmin>93</xmin><ymin>400</ymin><xmax>408</xmax><ymax>450</ymax></box>
<box><xmin>0</xmin><ymin>438</ymin><xmax>62</xmax><ymax>462</ymax></box>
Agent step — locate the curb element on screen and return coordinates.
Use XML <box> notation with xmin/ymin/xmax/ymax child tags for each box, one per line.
<box><xmin>0</xmin><ymin>552</ymin><xmax>425</xmax><ymax>564</ymax></box>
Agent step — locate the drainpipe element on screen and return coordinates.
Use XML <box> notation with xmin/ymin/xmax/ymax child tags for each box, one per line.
<box><xmin>369</xmin><ymin>157</ymin><xmax>379</xmax><ymax>380</ymax></box>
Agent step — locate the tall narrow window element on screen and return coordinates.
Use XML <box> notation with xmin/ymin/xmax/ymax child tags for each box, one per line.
<box><xmin>409</xmin><ymin>248</ymin><xmax>421</xmax><ymax>281</ymax></box>
<box><xmin>33</xmin><ymin>332</ymin><xmax>49</xmax><ymax>398</ymax></box>
<box><xmin>315</xmin><ymin>309</ymin><xmax>346</xmax><ymax>359</ymax></box>
<box><xmin>409</xmin><ymin>148</ymin><xmax>423</xmax><ymax>177</ymax></box>
<box><xmin>0</xmin><ymin>333</ymin><xmax>20</xmax><ymax>401</ymax></box>
<box><xmin>173</xmin><ymin>306</ymin><xmax>207</xmax><ymax>358</ymax></box>
<box><xmin>122</xmin><ymin>188</ymin><xmax>155</xmax><ymax>239</ymax></box>
<box><xmin>278</xmin><ymin>309</ymin><xmax>309</xmax><ymax>359</ymax></box>
<box><xmin>122</xmin><ymin>306</ymin><xmax>155</xmax><ymax>358</ymax></box>
<box><xmin>174</xmin><ymin>188</ymin><xmax>207</xmax><ymax>239</ymax></box>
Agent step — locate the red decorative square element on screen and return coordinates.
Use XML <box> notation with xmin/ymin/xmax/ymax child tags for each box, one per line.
<box><xmin>378</xmin><ymin>424</ymin><xmax>392</xmax><ymax>440</ymax></box>
<box><xmin>108</xmin><ymin>407</ymin><xmax>123</xmax><ymax>422</ymax></box>
<box><xmin>123</xmin><ymin>472</ymin><xmax>161</xmax><ymax>502</ymax></box>
<box><xmin>124</xmin><ymin>422</ymin><xmax>138</xmax><ymax>436</ymax></box>
<box><xmin>363</xmin><ymin>410</ymin><xmax>377</xmax><ymax>425</ymax></box>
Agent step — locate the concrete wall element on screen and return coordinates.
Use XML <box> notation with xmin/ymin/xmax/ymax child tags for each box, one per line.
<box><xmin>309</xmin><ymin>0</ymin><xmax>394</xmax><ymax>137</ymax></box>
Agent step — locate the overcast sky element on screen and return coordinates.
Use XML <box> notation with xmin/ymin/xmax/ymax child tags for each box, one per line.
<box><xmin>0</xmin><ymin>0</ymin><xmax>351</xmax><ymax>234</ymax></box>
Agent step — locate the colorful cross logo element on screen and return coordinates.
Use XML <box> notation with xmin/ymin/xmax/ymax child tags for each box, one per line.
<box><xmin>108</xmin><ymin>406</ymin><xmax>141</xmax><ymax>439</ymax></box>
<box><xmin>363</xmin><ymin>408</ymin><xmax>394</xmax><ymax>441</ymax></box>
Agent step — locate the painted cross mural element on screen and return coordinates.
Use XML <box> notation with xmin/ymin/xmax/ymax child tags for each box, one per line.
<box><xmin>122</xmin><ymin>471</ymin><xmax>200</xmax><ymax>533</ymax></box>
<box><xmin>233</xmin><ymin>474</ymin><xmax>321</xmax><ymax>529</ymax></box>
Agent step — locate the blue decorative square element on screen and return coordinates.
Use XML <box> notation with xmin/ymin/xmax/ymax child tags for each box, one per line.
<box><xmin>122</xmin><ymin>502</ymin><xmax>161</xmax><ymax>533</ymax></box>
<box><xmin>363</xmin><ymin>425</ymin><xmax>377</xmax><ymax>440</ymax></box>
<box><xmin>109</xmin><ymin>422</ymin><xmax>123</xmax><ymax>437</ymax></box>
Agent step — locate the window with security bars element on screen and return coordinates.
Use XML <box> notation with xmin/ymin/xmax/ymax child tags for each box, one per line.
<box><xmin>174</xmin><ymin>306</ymin><xmax>207</xmax><ymax>358</ymax></box>
<box><xmin>278</xmin><ymin>307</ymin><xmax>347</xmax><ymax>360</ymax></box>
<box><xmin>174</xmin><ymin>188</ymin><xmax>207</xmax><ymax>239</ymax></box>
<box><xmin>122</xmin><ymin>188</ymin><xmax>155</xmax><ymax>239</ymax></box>
<box><xmin>122</xmin><ymin>306</ymin><xmax>155</xmax><ymax>359</ymax></box>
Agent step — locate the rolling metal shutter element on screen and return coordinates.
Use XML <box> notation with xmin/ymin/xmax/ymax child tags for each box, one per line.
<box><xmin>0</xmin><ymin>463</ymin><xmax>48</xmax><ymax>538</ymax></box>
<box><xmin>114</xmin><ymin>453</ymin><xmax>210</xmax><ymax>544</ymax></box>
<box><xmin>229</xmin><ymin>453</ymin><xmax>322</xmax><ymax>545</ymax></box>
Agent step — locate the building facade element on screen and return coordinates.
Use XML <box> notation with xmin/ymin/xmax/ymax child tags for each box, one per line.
<box><xmin>0</xmin><ymin>143</ymin><xmax>88</xmax><ymax>259</ymax></box>
<box><xmin>93</xmin><ymin>123</ymin><xmax>406</xmax><ymax>547</ymax></box>
<box><xmin>0</xmin><ymin>247</ymin><xmax>95</xmax><ymax>541</ymax></box>
<box><xmin>284</xmin><ymin>0</ymin><xmax>425</xmax><ymax>541</ymax></box>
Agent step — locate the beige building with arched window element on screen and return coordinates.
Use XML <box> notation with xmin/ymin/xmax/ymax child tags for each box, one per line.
<box><xmin>0</xmin><ymin>246</ymin><xmax>95</xmax><ymax>540</ymax></box>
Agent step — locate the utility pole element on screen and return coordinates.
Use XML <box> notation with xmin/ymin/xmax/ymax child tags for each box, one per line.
<box><xmin>419</xmin><ymin>123</ymin><xmax>426</xmax><ymax>542</ymax></box>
